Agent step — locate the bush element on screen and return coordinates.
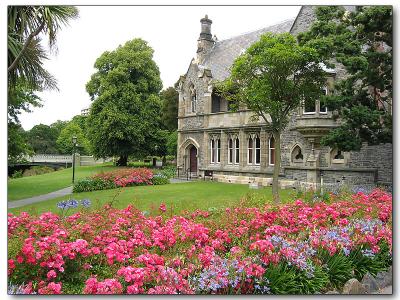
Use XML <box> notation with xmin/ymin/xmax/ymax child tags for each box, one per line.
<box><xmin>318</xmin><ymin>249</ymin><xmax>353</xmax><ymax>289</ymax></box>
<box><xmin>23</xmin><ymin>166</ymin><xmax>54</xmax><ymax>177</ymax></box>
<box><xmin>151</xmin><ymin>174</ymin><xmax>169</xmax><ymax>185</ymax></box>
<box><xmin>11</xmin><ymin>170</ymin><xmax>23</xmax><ymax>179</ymax></box>
<box><xmin>73</xmin><ymin>168</ymin><xmax>162</xmax><ymax>193</ymax></box>
<box><xmin>73</xmin><ymin>178</ymin><xmax>116</xmax><ymax>193</ymax></box>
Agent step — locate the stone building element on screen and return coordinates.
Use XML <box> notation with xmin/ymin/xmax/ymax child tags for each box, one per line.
<box><xmin>176</xmin><ymin>6</ymin><xmax>392</xmax><ymax>189</ymax></box>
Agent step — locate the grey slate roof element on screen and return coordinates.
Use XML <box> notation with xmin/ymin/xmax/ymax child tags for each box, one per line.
<box><xmin>202</xmin><ymin>19</ymin><xmax>295</xmax><ymax>81</ymax></box>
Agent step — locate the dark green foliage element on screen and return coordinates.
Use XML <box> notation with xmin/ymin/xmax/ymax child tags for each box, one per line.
<box><xmin>264</xmin><ymin>262</ymin><xmax>329</xmax><ymax>294</ymax></box>
<box><xmin>27</xmin><ymin>124</ymin><xmax>59</xmax><ymax>154</ymax></box>
<box><xmin>86</xmin><ymin>39</ymin><xmax>163</xmax><ymax>165</ymax></box>
<box><xmin>8</xmin><ymin>122</ymin><xmax>33</xmax><ymax>163</ymax></box>
<box><xmin>166</xmin><ymin>131</ymin><xmax>178</xmax><ymax>157</ymax></box>
<box><xmin>73</xmin><ymin>177</ymin><xmax>116</xmax><ymax>193</ymax></box>
<box><xmin>318</xmin><ymin>249</ymin><xmax>353</xmax><ymax>289</ymax></box>
<box><xmin>160</xmin><ymin>87</ymin><xmax>179</xmax><ymax>131</ymax></box>
<box><xmin>348</xmin><ymin>246</ymin><xmax>389</xmax><ymax>280</ymax></box>
<box><xmin>299</xmin><ymin>6</ymin><xmax>392</xmax><ymax>151</ymax></box>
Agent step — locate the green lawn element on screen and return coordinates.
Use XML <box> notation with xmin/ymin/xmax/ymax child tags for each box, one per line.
<box><xmin>7</xmin><ymin>163</ymin><xmax>120</xmax><ymax>201</ymax></box>
<box><xmin>8</xmin><ymin>181</ymin><xmax>295</xmax><ymax>216</ymax></box>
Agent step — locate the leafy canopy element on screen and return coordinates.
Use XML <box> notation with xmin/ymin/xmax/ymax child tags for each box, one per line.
<box><xmin>218</xmin><ymin>33</ymin><xmax>326</xmax><ymax>132</ymax></box>
<box><xmin>298</xmin><ymin>6</ymin><xmax>392</xmax><ymax>151</ymax></box>
<box><xmin>86</xmin><ymin>38</ymin><xmax>163</xmax><ymax>164</ymax></box>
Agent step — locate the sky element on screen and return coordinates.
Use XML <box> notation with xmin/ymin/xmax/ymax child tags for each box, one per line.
<box><xmin>18</xmin><ymin>5</ymin><xmax>301</xmax><ymax>130</ymax></box>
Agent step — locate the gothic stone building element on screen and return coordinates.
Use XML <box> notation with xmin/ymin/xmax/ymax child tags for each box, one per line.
<box><xmin>176</xmin><ymin>6</ymin><xmax>392</xmax><ymax>189</ymax></box>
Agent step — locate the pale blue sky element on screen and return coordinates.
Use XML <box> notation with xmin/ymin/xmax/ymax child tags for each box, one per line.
<box><xmin>17</xmin><ymin>5</ymin><xmax>301</xmax><ymax>130</ymax></box>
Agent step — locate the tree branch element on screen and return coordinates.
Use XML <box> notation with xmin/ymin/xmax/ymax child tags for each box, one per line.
<box><xmin>8</xmin><ymin>19</ymin><xmax>45</xmax><ymax>73</ymax></box>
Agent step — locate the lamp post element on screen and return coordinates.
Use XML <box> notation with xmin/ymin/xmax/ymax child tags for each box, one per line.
<box><xmin>72</xmin><ymin>136</ymin><xmax>77</xmax><ymax>184</ymax></box>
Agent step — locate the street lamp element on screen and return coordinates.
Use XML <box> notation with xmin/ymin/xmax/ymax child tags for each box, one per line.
<box><xmin>72</xmin><ymin>136</ymin><xmax>77</xmax><ymax>183</ymax></box>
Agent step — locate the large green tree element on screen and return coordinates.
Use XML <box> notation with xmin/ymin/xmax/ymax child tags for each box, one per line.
<box><xmin>219</xmin><ymin>33</ymin><xmax>325</xmax><ymax>203</ymax></box>
<box><xmin>27</xmin><ymin>124</ymin><xmax>59</xmax><ymax>154</ymax></box>
<box><xmin>160</xmin><ymin>87</ymin><xmax>179</xmax><ymax>131</ymax></box>
<box><xmin>86</xmin><ymin>39</ymin><xmax>163</xmax><ymax>166</ymax></box>
<box><xmin>298</xmin><ymin>6</ymin><xmax>392</xmax><ymax>151</ymax></box>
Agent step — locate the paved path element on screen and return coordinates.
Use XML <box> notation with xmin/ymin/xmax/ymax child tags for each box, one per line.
<box><xmin>8</xmin><ymin>179</ymin><xmax>193</xmax><ymax>209</ymax></box>
<box><xmin>8</xmin><ymin>186</ymin><xmax>73</xmax><ymax>209</ymax></box>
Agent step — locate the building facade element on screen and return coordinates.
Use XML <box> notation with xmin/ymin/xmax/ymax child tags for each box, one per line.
<box><xmin>176</xmin><ymin>6</ymin><xmax>392</xmax><ymax>189</ymax></box>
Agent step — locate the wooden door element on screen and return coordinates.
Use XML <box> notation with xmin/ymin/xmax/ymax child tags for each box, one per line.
<box><xmin>189</xmin><ymin>146</ymin><xmax>197</xmax><ymax>172</ymax></box>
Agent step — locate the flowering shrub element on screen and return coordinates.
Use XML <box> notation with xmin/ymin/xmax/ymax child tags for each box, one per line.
<box><xmin>73</xmin><ymin>168</ymin><xmax>157</xmax><ymax>193</ymax></box>
<box><xmin>8</xmin><ymin>189</ymin><xmax>392</xmax><ymax>294</ymax></box>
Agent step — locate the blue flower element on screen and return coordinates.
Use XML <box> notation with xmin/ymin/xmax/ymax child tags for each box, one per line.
<box><xmin>57</xmin><ymin>201</ymin><xmax>68</xmax><ymax>209</ymax></box>
<box><xmin>67</xmin><ymin>199</ymin><xmax>79</xmax><ymax>208</ymax></box>
<box><xmin>81</xmin><ymin>198</ymin><xmax>91</xmax><ymax>207</ymax></box>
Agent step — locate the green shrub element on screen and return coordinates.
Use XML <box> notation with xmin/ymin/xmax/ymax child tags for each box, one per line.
<box><xmin>73</xmin><ymin>177</ymin><xmax>115</xmax><ymax>193</ymax></box>
<box><xmin>11</xmin><ymin>170</ymin><xmax>23</xmax><ymax>179</ymax></box>
<box><xmin>22</xmin><ymin>166</ymin><xmax>55</xmax><ymax>177</ymax></box>
<box><xmin>151</xmin><ymin>174</ymin><xmax>170</xmax><ymax>185</ymax></box>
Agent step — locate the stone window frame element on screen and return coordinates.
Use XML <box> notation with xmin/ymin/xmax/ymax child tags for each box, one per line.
<box><xmin>228</xmin><ymin>134</ymin><xmax>239</xmax><ymax>165</ymax></box>
<box><xmin>210</xmin><ymin>135</ymin><xmax>221</xmax><ymax>165</ymax></box>
<box><xmin>234</xmin><ymin>136</ymin><xmax>240</xmax><ymax>165</ymax></box>
<box><xmin>247</xmin><ymin>133</ymin><xmax>261</xmax><ymax>166</ymax></box>
<box><xmin>228</xmin><ymin>137</ymin><xmax>233</xmax><ymax>164</ymax></box>
<box><xmin>268</xmin><ymin>135</ymin><xmax>275</xmax><ymax>166</ymax></box>
<box><xmin>330</xmin><ymin>148</ymin><xmax>348</xmax><ymax>166</ymax></box>
<box><xmin>290</xmin><ymin>144</ymin><xmax>304</xmax><ymax>164</ymax></box>
<box><xmin>302</xmin><ymin>85</ymin><xmax>329</xmax><ymax>115</ymax></box>
<box><xmin>189</xmin><ymin>84</ymin><xmax>197</xmax><ymax>113</ymax></box>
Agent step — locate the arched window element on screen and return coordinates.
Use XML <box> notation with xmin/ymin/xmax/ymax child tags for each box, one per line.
<box><xmin>210</xmin><ymin>137</ymin><xmax>220</xmax><ymax>164</ymax></box>
<box><xmin>248</xmin><ymin>137</ymin><xmax>253</xmax><ymax>164</ymax></box>
<box><xmin>228</xmin><ymin>138</ymin><xmax>233</xmax><ymax>164</ymax></box>
<box><xmin>269</xmin><ymin>136</ymin><xmax>275</xmax><ymax>166</ymax></box>
<box><xmin>189</xmin><ymin>84</ymin><xmax>197</xmax><ymax>113</ymax></box>
<box><xmin>235</xmin><ymin>137</ymin><xmax>240</xmax><ymax>164</ymax></box>
<box><xmin>255</xmin><ymin>136</ymin><xmax>261</xmax><ymax>165</ymax></box>
<box><xmin>291</xmin><ymin>145</ymin><xmax>303</xmax><ymax>163</ymax></box>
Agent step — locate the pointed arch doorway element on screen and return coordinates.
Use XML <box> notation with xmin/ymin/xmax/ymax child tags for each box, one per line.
<box><xmin>188</xmin><ymin>145</ymin><xmax>198</xmax><ymax>174</ymax></box>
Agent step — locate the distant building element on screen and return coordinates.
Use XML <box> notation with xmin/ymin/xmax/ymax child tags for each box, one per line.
<box><xmin>81</xmin><ymin>108</ymin><xmax>89</xmax><ymax>116</ymax></box>
<box><xmin>176</xmin><ymin>6</ymin><xmax>392</xmax><ymax>189</ymax></box>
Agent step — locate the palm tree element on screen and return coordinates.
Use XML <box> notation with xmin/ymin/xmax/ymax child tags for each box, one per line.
<box><xmin>8</xmin><ymin>6</ymin><xmax>79</xmax><ymax>91</ymax></box>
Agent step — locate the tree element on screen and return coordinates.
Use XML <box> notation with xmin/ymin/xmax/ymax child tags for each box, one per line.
<box><xmin>8</xmin><ymin>6</ymin><xmax>79</xmax><ymax>90</ymax></box>
<box><xmin>167</xmin><ymin>131</ymin><xmax>178</xmax><ymax>157</ymax></box>
<box><xmin>7</xmin><ymin>6</ymin><xmax>78</xmax><ymax>162</ymax></box>
<box><xmin>218</xmin><ymin>33</ymin><xmax>325</xmax><ymax>203</ymax></box>
<box><xmin>8</xmin><ymin>123</ymin><xmax>32</xmax><ymax>163</ymax></box>
<box><xmin>298</xmin><ymin>6</ymin><xmax>392</xmax><ymax>151</ymax></box>
<box><xmin>27</xmin><ymin>124</ymin><xmax>59</xmax><ymax>154</ymax></box>
<box><xmin>160</xmin><ymin>87</ymin><xmax>179</xmax><ymax>131</ymax></box>
<box><xmin>86</xmin><ymin>39</ymin><xmax>163</xmax><ymax>166</ymax></box>
<box><xmin>50</xmin><ymin>119</ymin><xmax>69</xmax><ymax>136</ymax></box>
<box><xmin>56</xmin><ymin>122</ymin><xmax>91</xmax><ymax>155</ymax></box>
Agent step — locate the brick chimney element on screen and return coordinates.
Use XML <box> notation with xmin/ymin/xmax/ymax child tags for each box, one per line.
<box><xmin>197</xmin><ymin>15</ymin><xmax>214</xmax><ymax>63</ymax></box>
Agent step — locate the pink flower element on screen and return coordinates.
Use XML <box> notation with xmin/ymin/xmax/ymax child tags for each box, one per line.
<box><xmin>47</xmin><ymin>270</ymin><xmax>57</xmax><ymax>279</ymax></box>
<box><xmin>159</xmin><ymin>203</ymin><xmax>166</xmax><ymax>213</ymax></box>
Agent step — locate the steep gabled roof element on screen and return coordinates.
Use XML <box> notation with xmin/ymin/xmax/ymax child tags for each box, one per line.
<box><xmin>201</xmin><ymin>19</ymin><xmax>295</xmax><ymax>81</ymax></box>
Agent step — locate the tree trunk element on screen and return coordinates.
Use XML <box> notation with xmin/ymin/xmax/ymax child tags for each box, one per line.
<box><xmin>162</xmin><ymin>155</ymin><xmax>167</xmax><ymax>166</ymax></box>
<box><xmin>116</xmin><ymin>155</ymin><xmax>128</xmax><ymax>166</ymax></box>
<box><xmin>272</xmin><ymin>131</ymin><xmax>281</xmax><ymax>204</ymax></box>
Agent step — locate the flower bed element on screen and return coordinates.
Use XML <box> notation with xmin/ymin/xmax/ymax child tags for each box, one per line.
<box><xmin>8</xmin><ymin>189</ymin><xmax>392</xmax><ymax>294</ymax></box>
<box><xmin>73</xmin><ymin>168</ymin><xmax>157</xmax><ymax>193</ymax></box>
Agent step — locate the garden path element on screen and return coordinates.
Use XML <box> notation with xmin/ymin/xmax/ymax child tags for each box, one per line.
<box><xmin>8</xmin><ymin>186</ymin><xmax>73</xmax><ymax>209</ymax></box>
<box><xmin>8</xmin><ymin>178</ymin><xmax>192</xmax><ymax>209</ymax></box>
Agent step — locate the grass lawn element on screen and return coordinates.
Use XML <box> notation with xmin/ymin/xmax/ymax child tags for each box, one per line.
<box><xmin>7</xmin><ymin>163</ymin><xmax>121</xmax><ymax>201</ymax></box>
<box><xmin>8</xmin><ymin>181</ymin><xmax>296</xmax><ymax>216</ymax></box>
